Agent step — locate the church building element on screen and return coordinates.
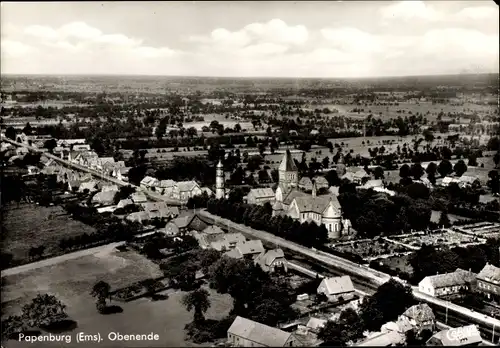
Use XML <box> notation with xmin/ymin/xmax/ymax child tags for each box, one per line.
<box><xmin>272</xmin><ymin>150</ymin><xmax>351</xmax><ymax>239</ymax></box>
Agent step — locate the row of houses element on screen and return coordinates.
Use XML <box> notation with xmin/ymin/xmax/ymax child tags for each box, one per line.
<box><xmin>418</xmin><ymin>264</ymin><xmax>500</xmax><ymax>300</ymax></box>
<box><xmin>139</xmin><ymin>176</ymin><xmax>213</xmax><ymax>203</ymax></box>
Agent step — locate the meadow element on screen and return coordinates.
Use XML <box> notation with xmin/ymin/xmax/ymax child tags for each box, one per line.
<box><xmin>1</xmin><ymin>247</ymin><xmax>233</xmax><ymax>347</ymax></box>
<box><xmin>2</xmin><ymin>203</ymin><xmax>96</xmax><ymax>262</ymax></box>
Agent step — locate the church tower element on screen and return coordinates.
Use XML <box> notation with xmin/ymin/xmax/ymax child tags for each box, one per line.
<box><xmin>278</xmin><ymin>149</ymin><xmax>299</xmax><ymax>192</ymax></box>
<box><xmin>216</xmin><ymin>160</ymin><xmax>225</xmax><ymax>199</ymax></box>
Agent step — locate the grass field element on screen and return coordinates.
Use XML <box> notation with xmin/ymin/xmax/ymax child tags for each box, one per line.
<box><xmin>1</xmin><ymin>248</ymin><xmax>233</xmax><ymax>347</ymax></box>
<box><xmin>315</xmin><ymin>101</ymin><xmax>495</xmax><ymax>121</ymax></box>
<box><xmin>2</xmin><ymin>203</ymin><xmax>96</xmax><ymax>262</ymax></box>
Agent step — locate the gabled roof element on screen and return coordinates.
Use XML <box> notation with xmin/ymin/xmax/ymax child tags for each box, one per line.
<box><xmin>127</xmin><ymin>211</ymin><xmax>150</xmax><ymax>222</ymax></box>
<box><xmin>176</xmin><ymin>180</ymin><xmax>199</xmax><ymax>192</ymax></box>
<box><xmin>254</xmin><ymin>249</ymin><xmax>285</xmax><ymax>271</ymax></box>
<box><xmin>361</xmin><ymin>179</ymin><xmax>384</xmax><ymax>190</ymax></box>
<box><xmin>228</xmin><ymin>316</ymin><xmax>294</xmax><ymax>347</ymax></box>
<box><xmin>318</xmin><ymin>276</ymin><xmax>355</xmax><ymax>295</ymax></box>
<box><xmin>117</xmin><ymin>199</ymin><xmax>134</xmax><ymax>208</ymax></box>
<box><xmin>428</xmin><ymin>325</ymin><xmax>482</xmax><ymax>346</ymax></box>
<box><xmin>421</xmin><ymin>269</ymin><xmax>476</xmax><ymax>289</ymax></box>
<box><xmin>203</xmin><ymin>225</ymin><xmax>225</xmax><ymax>235</ymax></box>
<box><xmin>235</xmin><ymin>240</ymin><xmax>265</xmax><ymax>256</ymax></box>
<box><xmin>306</xmin><ymin>317</ymin><xmax>327</xmax><ymax>331</ymax></box>
<box><xmin>299</xmin><ymin>177</ymin><xmax>313</xmax><ymax>188</ymax></box>
<box><xmin>159</xmin><ymin>179</ymin><xmax>176</xmax><ymax>188</ymax></box>
<box><xmin>314</xmin><ymin>176</ymin><xmax>329</xmax><ymax>188</ymax></box>
<box><xmin>293</xmin><ymin>195</ymin><xmax>341</xmax><ymax>214</ymax></box>
<box><xmin>92</xmin><ymin>190</ymin><xmax>116</xmax><ymax>205</ymax></box>
<box><xmin>477</xmin><ymin>264</ymin><xmax>500</xmax><ymax>283</ymax></box>
<box><xmin>141</xmin><ymin>201</ymin><xmax>169</xmax><ymax>213</ymax></box>
<box><xmin>278</xmin><ymin>150</ymin><xmax>298</xmax><ymax>172</ymax></box>
<box><xmin>282</xmin><ymin>188</ymin><xmax>309</xmax><ymax>205</ymax></box>
<box><xmin>353</xmin><ymin>169</ymin><xmax>370</xmax><ymax>179</ymax></box>
<box><xmin>131</xmin><ymin>192</ymin><xmax>148</xmax><ymax>203</ymax></box>
<box><xmin>402</xmin><ymin>304</ymin><xmax>435</xmax><ymax>323</ymax></box>
<box><xmin>248</xmin><ymin>188</ymin><xmax>275</xmax><ymax>199</ymax></box>
<box><xmin>140</xmin><ymin>176</ymin><xmax>159</xmax><ymax>186</ymax></box>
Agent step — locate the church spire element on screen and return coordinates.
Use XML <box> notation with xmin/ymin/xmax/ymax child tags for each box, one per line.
<box><xmin>312</xmin><ymin>180</ymin><xmax>317</xmax><ymax>198</ymax></box>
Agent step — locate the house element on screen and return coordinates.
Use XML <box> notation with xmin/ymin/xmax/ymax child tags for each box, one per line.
<box><xmin>67</xmin><ymin>180</ymin><xmax>82</xmax><ymax>192</ymax></box>
<box><xmin>353</xmin><ymin>169</ymin><xmax>371</xmax><ymax>184</ymax></box>
<box><xmin>246</xmin><ymin>188</ymin><xmax>275</xmax><ymax>205</ymax></box>
<box><xmin>131</xmin><ymin>192</ymin><xmax>148</xmax><ymax>204</ymax></box>
<box><xmin>113</xmin><ymin>167</ymin><xmax>131</xmax><ymax>182</ymax></box>
<box><xmin>171</xmin><ymin>180</ymin><xmax>202</xmax><ymax>202</ymax></box>
<box><xmin>72</xmin><ymin>144</ymin><xmax>91</xmax><ymax>151</ymax></box>
<box><xmin>210</xmin><ymin>233</ymin><xmax>246</xmax><ymax>251</ymax></box>
<box><xmin>126</xmin><ymin>211</ymin><xmax>150</xmax><ymax>224</ymax></box>
<box><xmin>224</xmin><ymin>240</ymin><xmax>265</xmax><ymax>260</ymax></box>
<box><xmin>79</xmin><ymin>180</ymin><xmax>100</xmax><ymax>193</ymax></box>
<box><xmin>140</xmin><ymin>176</ymin><xmax>160</xmax><ymax>191</ymax></box>
<box><xmin>158</xmin><ymin>179</ymin><xmax>176</xmax><ymax>196</ymax></box>
<box><xmin>298</xmin><ymin>177</ymin><xmax>314</xmax><ymax>191</ymax></box>
<box><xmin>200</xmin><ymin>186</ymin><xmax>214</xmax><ymax>197</ymax></box>
<box><xmin>92</xmin><ymin>190</ymin><xmax>117</xmax><ymax>206</ymax></box>
<box><xmin>360</xmin><ymin>179</ymin><xmax>384</xmax><ymax>190</ymax></box>
<box><xmin>476</xmin><ymin>263</ymin><xmax>500</xmax><ymax>300</ymax></box>
<box><xmin>305</xmin><ymin>318</ymin><xmax>327</xmax><ymax>333</ymax></box>
<box><xmin>101</xmin><ymin>184</ymin><xmax>119</xmax><ymax>192</ymax></box>
<box><xmin>458</xmin><ymin>175</ymin><xmax>480</xmax><ymax>188</ymax></box>
<box><xmin>141</xmin><ymin>202</ymin><xmax>176</xmax><ymax>220</ymax></box>
<box><xmin>398</xmin><ymin>304</ymin><xmax>435</xmax><ymax>335</ymax></box>
<box><xmin>254</xmin><ymin>248</ymin><xmax>288</xmax><ymax>273</ymax></box>
<box><xmin>313</xmin><ymin>176</ymin><xmax>329</xmax><ymax>190</ymax></box>
<box><xmin>441</xmin><ymin>176</ymin><xmax>461</xmax><ymax>187</ymax></box>
<box><xmin>418</xmin><ymin>269</ymin><xmax>477</xmax><ymax>297</ymax></box>
<box><xmin>227</xmin><ymin>316</ymin><xmax>302</xmax><ymax>347</ymax></box>
<box><xmin>426</xmin><ymin>325</ymin><xmax>482</xmax><ymax>346</ymax></box>
<box><xmin>356</xmin><ymin>330</ymin><xmax>405</xmax><ymax>347</ymax></box>
<box><xmin>317</xmin><ymin>276</ymin><xmax>355</xmax><ymax>302</ymax></box>
<box><xmin>164</xmin><ymin>213</ymin><xmax>209</xmax><ymax>236</ymax></box>
<box><xmin>202</xmin><ymin>225</ymin><xmax>225</xmax><ymax>236</ymax></box>
<box><xmin>117</xmin><ymin>199</ymin><xmax>134</xmax><ymax>209</ymax></box>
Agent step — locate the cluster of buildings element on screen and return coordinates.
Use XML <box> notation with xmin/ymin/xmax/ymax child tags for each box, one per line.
<box><xmin>244</xmin><ymin>150</ymin><xmax>352</xmax><ymax>239</ymax></box>
<box><xmin>139</xmin><ymin>175</ymin><xmax>214</xmax><ymax>204</ymax></box>
<box><xmin>418</xmin><ymin>264</ymin><xmax>500</xmax><ymax>301</ymax></box>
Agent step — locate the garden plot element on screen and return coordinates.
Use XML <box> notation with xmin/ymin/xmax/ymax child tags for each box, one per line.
<box><xmin>453</xmin><ymin>222</ymin><xmax>500</xmax><ymax>238</ymax></box>
<box><xmin>386</xmin><ymin>229</ymin><xmax>483</xmax><ymax>249</ymax></box>
<box><xmin>331</xmin><ymin>238</ymin><xmax>413</xmax><ymax>261</ymax></box>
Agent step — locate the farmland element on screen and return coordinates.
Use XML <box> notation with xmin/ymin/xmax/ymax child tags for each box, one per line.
<box><xmin>1</xmin><ymin>246</ymin><xmax>233</xmax><ymax>347</ymax></box>
<box><xmin>2</xmin><ymin>203</ymin><xmax>96</xmax><ymax>262</ymax></box>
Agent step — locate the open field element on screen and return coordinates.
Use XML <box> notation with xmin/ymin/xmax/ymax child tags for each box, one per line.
<box><xmin>314</xmin><ymin>101</ymin><xmax>496</xmax><ymax>121</ymax></box>
<box><xmin>386</xmin><ymin>229</ymin><xmax>482</xmax><ymax>249</ymax></box>
<box><xmin>331</xmin><ymin>238</ymin><xmax>413</xmax><ymax>259</ymax></box>
<box><xmin>186</xmin><ymin>114</ymin><xmax>256</xmax><ymax>132</ymax></box>
<box><xmin>453</xmin><ymin>222</ymin><xmax>500</xmax><ymax>239</ymax></box>
<box><xmin>1</xmin><ymin>247</ymin><xmax>232</xmax><ymax>347</ymax></box>
<box><xmin>2</xmin><ymin>203</ymin><xmax>96</xmax><ymax>261</ymax></box>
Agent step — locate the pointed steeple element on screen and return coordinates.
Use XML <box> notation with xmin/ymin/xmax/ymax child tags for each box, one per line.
<box><xmin>217</xmin><ymin>159</ymin><xmax>223</xmax><ymax>168</ymax></box>
<box><xmin>312</xmin><ymin>181</ymin><xmax>317</xmax><ymax>198</ymax></box>
<box><xmin>279</xmin><ymin>149</ymin><xmax>298</xmax><ymax>172</ymax></box>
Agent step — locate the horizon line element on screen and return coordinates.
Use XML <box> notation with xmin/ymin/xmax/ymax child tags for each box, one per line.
<box><xmin>1</xmin><ymin>71</ymin><xmax>499</xmax><ymax>81</ymax></box>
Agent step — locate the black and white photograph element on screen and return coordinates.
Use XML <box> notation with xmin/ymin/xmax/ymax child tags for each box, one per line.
<box><xmin>1</xmin><ymin>1</ymin><xmax>499</xmax><ymax>347</ymax></box>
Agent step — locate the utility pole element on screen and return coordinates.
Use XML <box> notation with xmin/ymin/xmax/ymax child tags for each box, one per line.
<box><xmin>445</xmin><ymin>301</ymin><xmax>448</xmax><ymax>324</ymax></box>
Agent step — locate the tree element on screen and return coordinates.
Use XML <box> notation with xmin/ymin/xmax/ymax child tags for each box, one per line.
<box><xmin>1</xmin><ymin>315</ymin><xmax>26</xmax><ymax>340</ymax></box>
<box><xmin>426</xmin><ymin>162</ymin><xmax>437</xmax><ymax>184</ymax></box>
<box><xmin>181</xmin><ymin>288</ymin><xmax>211</xmax><ymax>323</ymax></box>
<box><xmin>21</xmin><ymin>294</ymin><xmax>68</xmax><ymax>328</ymax></box>
<box><xmin>487</xmin><ymin>170</ymin><xmax>499</xmax><ymax>195</ymax></box>
<box><xmin>91</xmin><ymin>281</ymin><xmax>111</xmax><ymax>302</ymax></box>
<box><xmin>399</xmin><ymin>164</ymin><xmax>410</xmax><ymax>178</ymax></box>
<box><xmin>410</xmin><ymin>163</ymin><xmax>424</xmax><ymax>180</ymax></box>
<box><xmin>437</xmin><ymin>160</ymin><xmax>453</xmax><ymax>178</ymax></box>
<box><xmin>5</xmin><ymin>126</ymin><xmax>16</xmax><ymax>140</ymax></box>
<box><xmin>360</xmin><ymin>279</ymin><xmax>414</xmax><ymax>331</ymax></box>
<box><xmin>43</xmin><ymin>139</ymin><xmax>57</xmax><ymax>153</ymax></box>
<box><xmin>438</xmin><ymin>210</ymin><xmax>451</xmax><ymax>228</ymax></box>
<box><xmin>373</xmin><ymin>166</ymin><xmax>385</xmax><ymax>179</ymax></box>
<box><xmin>454</xmin><ymin>160</ymin><xmax>467</xmax><ymax>177</ymax></box>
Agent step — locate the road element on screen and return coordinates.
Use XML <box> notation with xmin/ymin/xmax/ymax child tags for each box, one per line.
<box><xmin>2</xmin><ymin>137</ymin><xmax>182</xmax><ymax>205</ymax></box>
<box><xmin>198</xmin><ymin>209</ymin><xmax>500</xmax><ymax>343</ymax></box>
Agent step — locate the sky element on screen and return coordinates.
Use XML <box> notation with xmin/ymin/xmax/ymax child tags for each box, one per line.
<box><xmin>1</xmin><ymin>1</ymin><xmax>499</xmax><ymax>78</ymax></box>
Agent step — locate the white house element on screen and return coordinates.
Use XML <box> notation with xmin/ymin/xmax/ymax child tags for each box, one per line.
<box><xmin>317</xmin><ymin>275</ymin><xmax>355</xmax><ymax>302</ymax></box>
<box><xmin>418</xmin><ymin>269</ymin><xmax>476</xmax><ymax>297</ymax></box>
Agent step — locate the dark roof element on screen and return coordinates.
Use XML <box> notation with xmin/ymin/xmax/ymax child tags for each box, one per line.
<box><xmin>279</xmin><ymin>150</ymin><xmax>298</xmax><ymax>172</ymax></box>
